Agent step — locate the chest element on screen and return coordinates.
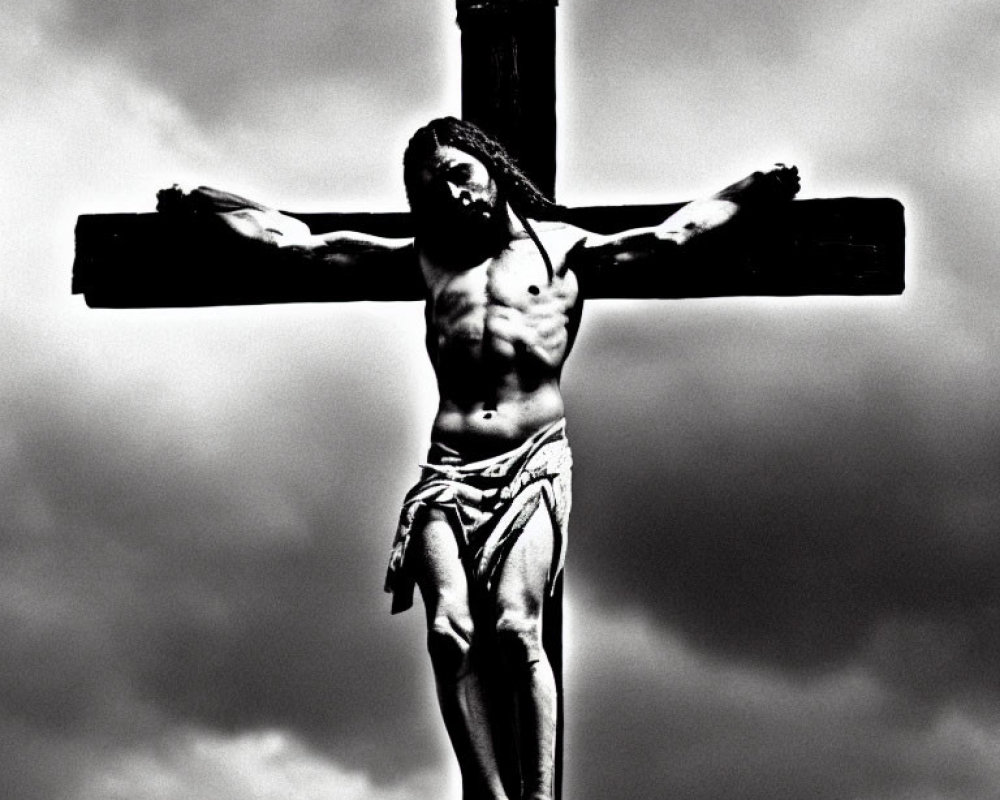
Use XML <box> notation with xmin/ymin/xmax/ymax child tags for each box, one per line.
<box><xmin>421</xmin><ymin>240</ymin><xmax>572</xmax><ymax>323</ymax></box>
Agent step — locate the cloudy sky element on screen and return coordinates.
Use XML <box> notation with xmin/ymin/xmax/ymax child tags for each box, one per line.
<box><xmin>4</xmin><ymin>1</ymin><xmax>1000</xmax><ymax>799</ymax></box>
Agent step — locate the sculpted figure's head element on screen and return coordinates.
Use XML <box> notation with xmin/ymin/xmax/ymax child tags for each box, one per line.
<box><xmin>413</xmin><ymin>144</ymin><xmax>500</xmax><ymax>230</ymax></box>
<box><xmin>403</xmin><ymin>117</ymin><xmax>562</xmax><ymax>231</ymax></box>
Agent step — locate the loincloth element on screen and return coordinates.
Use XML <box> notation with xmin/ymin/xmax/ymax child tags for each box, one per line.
<box><xmin>384</xmin><ymin>419</ymin><xmax>572</xmax><ymax>614</ymax></box>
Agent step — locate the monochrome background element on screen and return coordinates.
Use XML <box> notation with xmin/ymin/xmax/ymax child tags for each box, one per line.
<box><xmin>4</xmin><ymin>2</ymin><xmax>999</xmax><ymax>798</ymax></box>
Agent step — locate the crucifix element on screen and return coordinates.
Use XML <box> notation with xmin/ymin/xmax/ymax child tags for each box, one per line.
<box><xmin>72</xmin><ymin>2</ymin><xmax>904</xmax><ymax>800</ymax></box>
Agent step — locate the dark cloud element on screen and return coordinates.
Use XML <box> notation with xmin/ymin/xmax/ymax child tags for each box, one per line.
<box><xmin>0</xmin><ymin>327</ymin><xmax>439</xmax><ymax>788</ymax></box>
<box><xmin>563</xmin><ymin>306</ymin><xmax>1000</xmax><ymax>708</ymax></box>
<box><xmin>567</xmin><ymin>610</ymin><xmax>1000</xmax><ymax>800</ymax></box>
<box><xmin>48</xmin><ymin>0</ymin><xmax>448</xmax><ymax>127</ymax></box>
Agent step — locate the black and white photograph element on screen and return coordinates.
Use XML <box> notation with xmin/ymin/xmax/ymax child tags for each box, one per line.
<box><xmin>4</xmin><ymin>2</ymin><xmax>999</xmax><ymax>799</ymax></box>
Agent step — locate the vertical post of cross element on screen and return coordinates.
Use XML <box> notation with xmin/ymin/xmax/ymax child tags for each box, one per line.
<box><xmin>457</xmin><ymin>0</ymin><xmax>559</xmax><ymax>199</ymax></box>
<box><xmin>455</xmin><ymin>3</ymin><xmax>564</xmax><ymax>798</ymax></box>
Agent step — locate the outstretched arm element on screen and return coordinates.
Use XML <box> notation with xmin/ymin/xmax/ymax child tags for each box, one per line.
<box><xmin>151</xmin><ymin>185</ymin><xmax>421</xmax><ymax>302</ymax></box>
<box><xmin>156</xmin><ymin>184</ymin><xmax>414</xmax><ymax>261</ymax></box>
<box><xmin>566</xmin><ymin>164</ymin><xmax>799</xmax><ymax>270</ymax></box>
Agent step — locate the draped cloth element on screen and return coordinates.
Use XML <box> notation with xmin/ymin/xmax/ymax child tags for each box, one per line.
<box><xmin>385</xmin><ymin>419</ymin><xmax>572</xmax><ymax>614</ymax></box>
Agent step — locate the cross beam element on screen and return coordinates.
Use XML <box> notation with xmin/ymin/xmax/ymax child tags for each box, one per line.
<box><xmin>73</xmin><ymin>198</ymin><xmax>903</xmax><ymax>308</ymax></box>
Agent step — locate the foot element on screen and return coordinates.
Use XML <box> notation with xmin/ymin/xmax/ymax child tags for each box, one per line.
<box><xmin>714</xmin><ymin>163</ymin><xmax>800</xmax><ymax>206</ymax></box>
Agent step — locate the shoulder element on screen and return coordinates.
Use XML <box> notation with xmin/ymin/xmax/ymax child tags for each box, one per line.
<box><xmin>530</xmin><ymin>219</ymin><xmax>589</xmax><ymax>244</ymax></box>
<box><xmin>519</xmin><ymin>219</ymin><xmax>591</xmax><ymax>266</ymax></box>
<box><xmin>510</xmin><ymin>221</ymin><xmax>582</xmax><ymax>307</ymax></box>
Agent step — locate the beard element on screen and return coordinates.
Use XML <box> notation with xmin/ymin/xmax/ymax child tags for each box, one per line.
<box><xmin>412</xmin><ymin>192</ymin><xmax>509</xmax><ymax>266</ymax></box>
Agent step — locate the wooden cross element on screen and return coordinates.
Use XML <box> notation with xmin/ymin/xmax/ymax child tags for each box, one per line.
<box><xmin>71</xmin><ymin>2</ymin><xmax>905</xmax><ymax>798</ymax></box>
<box><xmin>72</xmin><ymin>1</ymin><xmax>904</xmax><ymax>308</ymax></box>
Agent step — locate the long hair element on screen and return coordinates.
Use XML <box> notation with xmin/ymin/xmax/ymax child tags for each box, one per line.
<box><xmin>403</xmin><ymin>117</ymin><xmax>566</xmax><ymax>222</ymax></box>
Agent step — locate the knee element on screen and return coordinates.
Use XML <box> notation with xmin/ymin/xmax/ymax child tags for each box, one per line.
<box><xmin>494</xmin><ymin>614</ymin><xmax>543</xmax><ymax>673</ymax></box>
<box><xmin>427</xmin><ymin>614</ymin><xmax>474</xmax><ymax>679</ymax></box>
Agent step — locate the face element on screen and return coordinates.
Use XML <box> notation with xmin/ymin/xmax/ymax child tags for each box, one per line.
<box><xmin>417</xmin><ymin>145</ymin><xmax>499</xmax><ymax>225</ymax></box>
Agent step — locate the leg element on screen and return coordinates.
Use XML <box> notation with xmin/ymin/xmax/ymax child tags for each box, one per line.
<box><xmin>493</xmin><ymin>509</ymin><xmax>558</xmax><ymax>800</ymax></box>
<box><xmin>414</xmin><ymin>510</ymin><xmax>508</xmax><ymax>800</ymax></box>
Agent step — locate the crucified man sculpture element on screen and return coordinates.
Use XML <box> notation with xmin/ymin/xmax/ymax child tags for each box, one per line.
<box><xmin>156</xmin><ymin>116</ymin><xmax>800</xmax><ymax>800</ymax></box>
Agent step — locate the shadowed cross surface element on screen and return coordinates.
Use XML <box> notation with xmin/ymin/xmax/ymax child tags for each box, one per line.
<box><xmin>70</xmin><ymin>3</ymin><xmax>904</xmax><ymax>800</ymax></box>
<box><xmin>73</xmin><ymin>196</ymin><xmax>903</xmax><ymax>308</ymax></box>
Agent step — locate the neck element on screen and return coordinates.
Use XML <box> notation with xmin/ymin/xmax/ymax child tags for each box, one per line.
<box><xmin>417</xmin><ymin>203</ymin><xmax>518</xmax><ymax>267</ymax></box>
